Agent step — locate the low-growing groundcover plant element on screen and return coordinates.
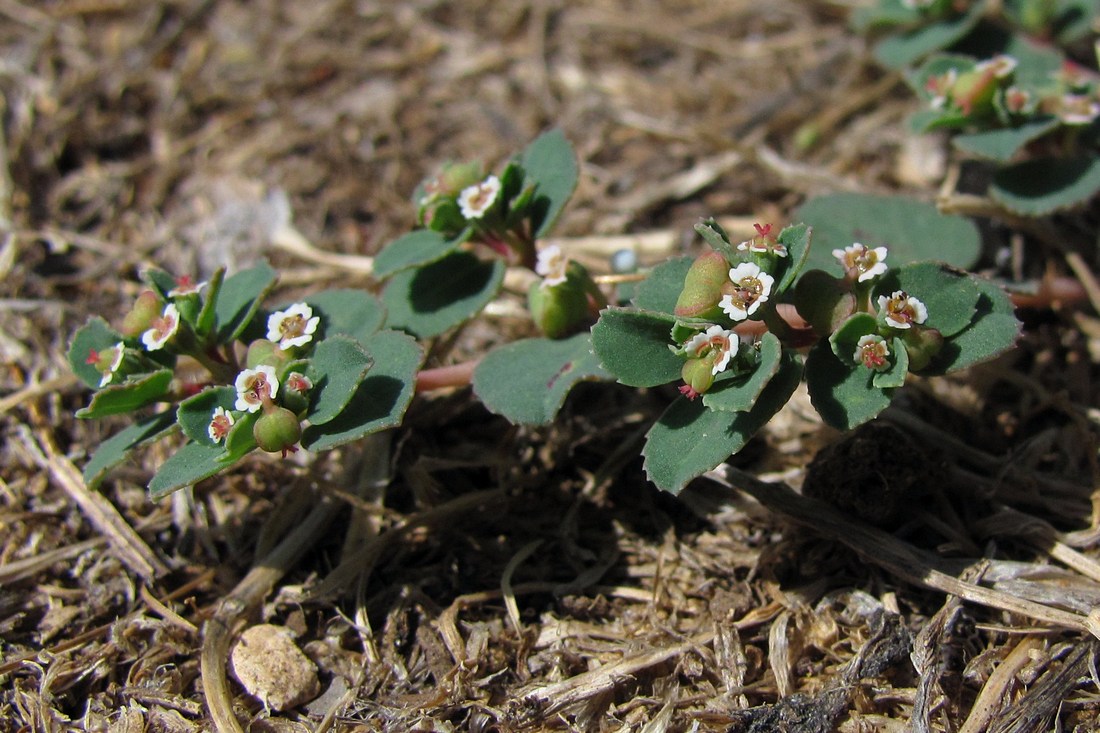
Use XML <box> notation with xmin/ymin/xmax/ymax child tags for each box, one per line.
<box><xmin>856</xmin><ymin>0</ymin><xmax>1100</xmax><ymax>215</ymax></box>
<box><xmin>68</xmin><ymin>131</ymin><xmax>1022</xmax><ymax>499</ymax></box>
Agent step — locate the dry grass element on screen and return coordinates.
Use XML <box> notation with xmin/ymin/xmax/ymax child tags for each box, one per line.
<box><xmin>2</xmin><ymin>1</ymin><xmax>1100</xmax><ymax>731</ymax></box>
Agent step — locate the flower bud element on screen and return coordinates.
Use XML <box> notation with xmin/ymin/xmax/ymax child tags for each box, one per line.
<box><xmin>253</xmin><ymin>406</ymin><xmax>302</xmax><ymax>455</ymax></box>
<box><xmin>528</xmin><ymin>261</ymin><xmax>593</xmax><ymax>339</ymax></box>
<box><xmin>679</xmin><ymin>352</ymin><xmax>719</xmax><ymax>399</ymax></box>
<box><xmin>121</xmin><ymin>290</ymin><xmax>162</xmax><ymax>338</ymax></box>
<box><xmin>674</xmin><ymin>251</ymin><xmax>730</xmax><ymax>320</ymax></box>
<box><xmin>950</xmin><ymin>56</ymin><xmax>1016</xmax><ymax>117</ymax></box>
<box><xmin>901</xmin><ymin>326</ymin><xmax>944</xmax><ymax>372</ymax></box>
<box><xmin>245</xmin><ymin>339</ymin><xmax>289</xmax><ymax>370</ymax></box>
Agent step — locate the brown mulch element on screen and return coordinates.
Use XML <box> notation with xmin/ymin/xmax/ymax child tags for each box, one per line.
<box><xmin>2</xmin><ymin>1</ymin><xmax>1100</xmax><ymax>731</ymax></box>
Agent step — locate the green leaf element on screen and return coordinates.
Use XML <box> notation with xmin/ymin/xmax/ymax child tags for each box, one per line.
<box><xmin>953</xmin><ymin>117</ymin><xmax>1061</xmax><ymax>162</ymax></box>
<box><xmin>694</xmin><ymin>219</ymin><xmax>739</xmax><ymax>263</ymax></box>
<box><xmin>382</xmin><ymin>252</ymin><xmax>506</xmax><ymax>338</ymax></box>
<box><xmin>148</xmin><ymin>440</ymin><xmax>248</xmax><ymax>499</ymax></box>
<box><xmin>852</xmin><ymin>0</ymin><xmax>923</xmax><ymax>31</ymax></box>
<box><xmin>792</xmin><ymin>269</ymin><xmax>856</xmax><ymax>335</ymax></box>
<box><xmin>195</xmin><ymin>267</ymin><xmax>226</xmax><ymax>338</ymax></box>
<box><xmin>794</xmin><ymin>192</ymin><xmax>982</xmax><ymax>273</ymax></box>
<box><xmin>177</xmin><ymin>386</ymin><xmax>236</xmax><ymax>446</ymax></box>
<box><xmin>989</xmin><ymin>156</ymin><xmax>1100</xmax><ymax>217</ymax></box>
<box><xmin>69</xmin><ymin>317</ymin><xmax>126</xmax><ymax>389</ymax></box>
<box><xmin>874</xmin><ymin>262</ymin><xmax>979</xmax><ymax>337</ymax></box>
<box><xmin>83</xmin><ymin>411</ymin><xmax>177</xmax><ymax>488</ymax></box>
<box><xmin>873</xmin><ymin>3</ymin><xmax>985</xmax><ymax>68</ymax></box>
<box><xmin>702</xmin><ymin>332</ymin><xmax>783</xmax><ymax>413</ymax></box>
<box><xmin>829</xmin><ymin>312</ymin><xmax>879</xmax><ymax>363</ymax></box>
<box><xmin>223</xmin><ymin>410</ymin><xmax>258</xmax><ymax>458</ymax></box>
<box><xmin>141</xmin><ymin>267</ymin><xmax>178</xmax><ymax>299</ymax></box>
<box><xmin>306</xmin><ymin>336</ymin><xmax>374</xmax><ymax>425</ymax></box>
<box><xmin>872</xmin><ymin>337</ymin><xmax>910</xmax><ymax>389</ymax></box>
<box><xmin>632</xmin><ymin>256</ymin><xmax>693</xmax><ymax>313</ymax></box>
<box><xmin>805</xmin><ymin>341</ymin><xmax>893</xmax><ymax>431</ymax></box>
<box><xmin>472</xmin><ymin>333</ymin><xmax>611</xmax><ymax>425</ymax></box>
<box><xmin>591</xmin><ymin>308</ymin><xmax>682</xmax><ymax>388</ymax></box>
<box><xmin>372</xmin><ymin>229</ymin><xmax>463</xmax><ymax>279</ymax></box>
<box><xmin>643</xmin><ymin>353</ymin><xmax>801</xmax><ymax>494</ymax></box>
<box><xmin>521</xmin><ymin>129</ymin><xmax>579</xmax><ymax>238</ymax></box>
<box><xmin>214</xmin><ymin>261</ymin><xmax>278</xmax><ymax>342</ymax></box>
<box><xmin>1051</xmin><ymin>0</ymin><xmax>1100</xmax><ymax>44</ymax></box>
<box><xmin>301</xmin><ymin>330</ymin><xmax>423</xmax><ymax>452</ymax></box>
<box><xmin>76</xmin><ymin>369</ymin><xmax>174</xmax><ymax>419</ymax></box>
<box><xmin>299</xmin><ymin>289</ymin><xmax>386</xmax><ymax>347</ymax></box>
<box><xmin>926</xmin><ymin>274</ymin><xmax>1020</xmax><ymax>374</ymax></box>
<box><xmin>776</xmin><ymin>223</ymin><xmax>813</xmax><ymax>293</ymax></box>
<box><xmin>909</xmin><ymin>107</ymin><xmax>972</xmax><ymax>133</ymax></box>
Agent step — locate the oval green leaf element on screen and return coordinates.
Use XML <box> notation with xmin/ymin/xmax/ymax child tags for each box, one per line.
<box><xmin>643</xmin><ymin>353</ymin><xmax>801</xmax><ymax>494</ymax></box>
<box><xmin>473</xmin><ymin>333</ymin><xmax>611</xmax><ymax>425</ymax></box>
<box><xmin>794</xmin><ymin>192</ymin><xmax>981</xmax><ymax>273</ymax></box>
<box><xmin>591</xmin><ymin>308</ymin><xmax>682</xmax><ymax>388</ymax></box>
<box><xmin>301</xmin><ymin>329</ymin><xmax>423</xmax><ymax>452</ymax></box>
<box><xmin>372</xmin><ymin>229</ymin><xmax>463</xmax><ymax>279</ymax></box>
<box><xmin>382</xmin><ymin>252</ymin><xmax>506</xmax><ymax>338</ymax></box>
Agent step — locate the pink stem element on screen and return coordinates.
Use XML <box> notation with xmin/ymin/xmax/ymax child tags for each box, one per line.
<box><xmin>415</xmin><ymin>360</ymin><xmax>480</xmax><ymax>393</ymax></box>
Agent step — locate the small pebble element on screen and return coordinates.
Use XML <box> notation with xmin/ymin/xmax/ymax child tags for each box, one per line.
<box><xmin>610</xmin><ymin>248</ymin><xmax>638</xmax><ymax>274</ymax></box>
<box><xmin>229</xmin><ymin>624</ymin><xmax>321</xmax><ymax>712</ymax></box>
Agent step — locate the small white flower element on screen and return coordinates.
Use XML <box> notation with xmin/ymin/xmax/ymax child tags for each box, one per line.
<box><xmin>854</xmin><ymin>334</ymin><xmax>891</xmax><ymax>371</ymax></box>
<box><xmin>683</xmin><ymin>325</ymin><xmax>739</xmax><ymax>375</ymax></box>
<box><xmin>208</xmin><ymin>406</ymin><xmax>235</xmax><ymax>443</ymax></box>
<box><xmin>720</xmin><ymin>262</ymin><xmax>774</xmax><ymax>321</ymax></box>
<box><xmin>99</xmin><ymin>343</ymin><xmax>125</xmax><ymax>387</ymax></box>
<box><xmin>535</xmin><ymin>244</ymin><xmax>569</xmax><ymax>287</ymax></box>
<box><xmin>877</xmin><ymin>291</ymin><xmax>928</xmax><ymax>329</ymax></box>
<box><xmin>167</xmin><ymin>275</ymin><xmax>208</xmax><ymax>298</ymax></box>
<box><xmin>141</xmin><ymin>303</ymin><xmax>181</xmax><ymax>351</ymax></box>
<box><xmin>458</xmin><ymin>175</ymin><xmax>501</xmax><ymax>220</ymax></box>
<box><xmin>833</xmin><ymin>243</ymin><xmax>888</xmax><ymax>282</ymax></box>
<box><xmin>1058</xmin><ymin>94</ymin><xmax>1100</xmax><ymax>126</ymax></box>
<box><xmin>234</xmin><ymin>365</ymin><xmax>279</xmax><ymax>413</ymax></box>
<box><xmin>266</xmin><ymin>303</ymin><xmax>320</xmax><ymax>349</ymax></box>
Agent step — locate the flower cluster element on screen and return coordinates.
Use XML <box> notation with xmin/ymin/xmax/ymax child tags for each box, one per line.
<box><xmin>670</xmin><ymin>222</ymin><xmax>793</xmax><ymax>398</ymax></box>
<box><xmin>84</xmin><ymin>275</ymin><xmax>215</xmax><ymax>388</ymax></box>
<box><xmin>198</xmin><ymin>302</ymin><xmax>323</xmax><ymax>456</ymax></box>
<box><xmin>824</xmin><ymin>246</ymin><xmax>940</xmax><ymax>375</ymax></box>
<box><xmin>922</xmin><ymin>53</ymin><xmax>1100</xmax><ymax>128</ymax></box>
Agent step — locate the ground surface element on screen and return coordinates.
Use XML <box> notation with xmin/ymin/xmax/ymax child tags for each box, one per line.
<box><xmin>3</xmin><ymin>1</ymin><xmax>1100</xmax><ymax>731</ymax></box>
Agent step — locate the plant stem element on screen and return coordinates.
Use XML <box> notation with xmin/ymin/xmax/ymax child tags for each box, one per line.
<box><xmin>415</xmin><ymin>359</ymin><xmax>480</xmax><ymax>392</ymax></box>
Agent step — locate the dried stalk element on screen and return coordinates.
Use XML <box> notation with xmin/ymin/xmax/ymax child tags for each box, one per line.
<box><xmin>709</xmin><ymin>465</ymin><xmax>1097</xmax><ymax>637</ymax></box>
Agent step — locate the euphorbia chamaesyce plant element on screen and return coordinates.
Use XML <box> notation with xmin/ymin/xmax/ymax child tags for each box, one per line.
<box><xmin>69</xmin><ymin>264</ymin><xmax>422</xmax><ymax>497</ymax></box>
<box><xmin>854</xmin><ymin>0</ymin><xmax>1100</xmax><ymax>215</ymax></box>
<box><xmin>591</xmin><ymin>218</ymin><xmax>1020</xmax><ymax>493</ymax></box>
<box><xmin>70</xmin><ymin>130</ymin><xmax>1022</xmax><ymax>501</ymax></box>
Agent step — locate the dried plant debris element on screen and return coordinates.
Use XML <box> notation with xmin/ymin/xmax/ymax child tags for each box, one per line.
<box><xmin>3</xmin><ymin>0</ymin><xmax>1100</xmax><ymax>730</ymax></box>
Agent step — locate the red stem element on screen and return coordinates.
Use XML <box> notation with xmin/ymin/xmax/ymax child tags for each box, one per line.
<box><xmin>415</xmin><ymin>360</ymin><xmax>480</xmax><ymax>393</ymax></box>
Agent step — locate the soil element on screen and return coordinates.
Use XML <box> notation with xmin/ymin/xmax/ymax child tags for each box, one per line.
<box><xmin>2</xmin><ymin>1</ymin><xmax>1100</xmax><ymax>731</ymax></box>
